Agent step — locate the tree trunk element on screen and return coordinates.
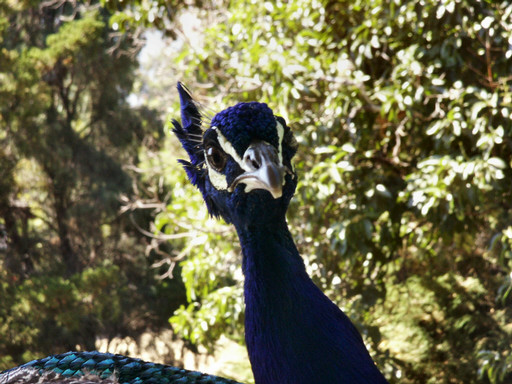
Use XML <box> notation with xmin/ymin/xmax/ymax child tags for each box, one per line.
<box><xmin>53</xmin><ymin>188</ymin><xmax>81</xmax><ymax>276</ymax></box>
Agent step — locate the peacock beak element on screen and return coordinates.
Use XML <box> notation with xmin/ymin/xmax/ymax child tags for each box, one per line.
<box><xmin>228</xmin><ymin>141</ymin><xmax>288</xmax><ymax>199</ymax></box>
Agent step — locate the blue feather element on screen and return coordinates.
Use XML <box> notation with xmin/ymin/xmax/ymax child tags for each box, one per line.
<box><xmin>239</xmin><ymin>223</ymin><xmax>387</xmax><ymax>384</ymax></box>
<box><xmin>0</xmin><ymin>352</ymin><xmax>241</xmax><ymax>384</ymax></box>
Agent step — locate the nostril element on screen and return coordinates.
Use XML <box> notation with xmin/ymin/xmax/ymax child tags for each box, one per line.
<box><xmin>251</xmin><ymin>158</ymin><xmax>260</xmax><ymax>169</ymax></box>
<box><xmin>245</xmin><ymin>151</ymin><xmax>261</xmax><ymax>170</ymax></box>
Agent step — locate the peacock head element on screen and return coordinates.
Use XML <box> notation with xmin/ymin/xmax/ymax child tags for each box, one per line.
<box><xmin>173</xmin><ymin>82</ymin><xmax>298</xmax><ymax>228</ymax></box>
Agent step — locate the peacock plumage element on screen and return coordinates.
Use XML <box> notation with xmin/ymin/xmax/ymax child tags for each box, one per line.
<box><xmin>0</xmin><ymin>351</ymin><xmax>240</xmax><ymax>384</ymax></box>
<box><xmin>0</xmin><ymin>83</ymin><xmax>388</xmax><ymax>384</ymax></box>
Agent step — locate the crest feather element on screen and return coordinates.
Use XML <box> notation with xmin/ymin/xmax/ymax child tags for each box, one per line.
<box><xmin>173</xmin><ymin>83</ymin><xmax>223</xmax><ymax>218</ymax></box>
<box><xmin>172</xmin><ymin>82</ymin><xmax>205</xmax><ymax>166</ymax></box>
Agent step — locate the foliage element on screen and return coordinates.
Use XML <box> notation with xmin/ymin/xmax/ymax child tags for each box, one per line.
<box><xmin>127</xmin><ymin>0</ymin><xmax>512</xmax><ymax>383</ymax></box>
<box><xmin>146</xmin><ymin>136</ymin><xmax>245</xmax><ymax>351</ymax></box>
<box><xmin>100</xmin><ymin>0</ymin><xmax>206</xmax><ymax>37</ymax></box>
<box><xmin>2</xmin><ymin>0</ymin><xmax>511</xmax><ymax>383</ymax></box>
<box><xmin>1</xmin><ymin>263</ymin><xmax>127</xmax><ymax>364</ymax></box>
<box><xmin>0</xmin><ymin>0</ymin><xmax>184</xmax><ymax>369</ymax></box>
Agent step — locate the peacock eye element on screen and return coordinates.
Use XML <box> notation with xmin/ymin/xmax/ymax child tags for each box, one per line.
<box><xmin>206</xmin><ymin>145</ymin><xmax>227</xmax><ymax>172</ymax></box>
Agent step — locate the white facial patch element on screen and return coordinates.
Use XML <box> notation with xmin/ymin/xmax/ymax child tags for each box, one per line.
<box><xmin>275</xmin><ymin>119</ymin><xmax>295</xmax><ymax>173</ymax></box>
<box><xmin>207</xmin><ymin>166</ymin><xmax>228</xmax><ymax>190</ymax></box>
<box><xmin>214</xmin><ymin>127</ymin><xmax>252</xmax><ymax>172</ymax></box>
<box><xmin>275</xmin><ymin>120</ymin><xmax>284</xmax><ymax>165</ymax></box>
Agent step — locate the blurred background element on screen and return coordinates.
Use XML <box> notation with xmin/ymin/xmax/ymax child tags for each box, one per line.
<box><xmin>1</xmin><ymin>0</ymin><xmax>511</xmax><ymax>383</ymax></box>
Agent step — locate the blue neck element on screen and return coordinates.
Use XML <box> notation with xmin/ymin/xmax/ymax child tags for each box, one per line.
<box><xmin>235</xmin><ymin>219</ymin><xmax>387</xmax><ymax>384</ymax></box>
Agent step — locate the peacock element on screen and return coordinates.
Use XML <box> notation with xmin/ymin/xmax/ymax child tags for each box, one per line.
<box><xmin>0</xmin><ymin>83</ymin><xmax>388</xmax><ymax>384</ymax></box>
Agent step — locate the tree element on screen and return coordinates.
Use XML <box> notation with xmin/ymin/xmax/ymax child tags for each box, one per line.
<box><xmin>0</xmin><ymin>0</ymin><xmax>183</xmax><ymax>368</ymax></box>
<box><xmin>119</xmin><ymin>0</ymin><xmax>512</xmax><ymax>383</ymax></box>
